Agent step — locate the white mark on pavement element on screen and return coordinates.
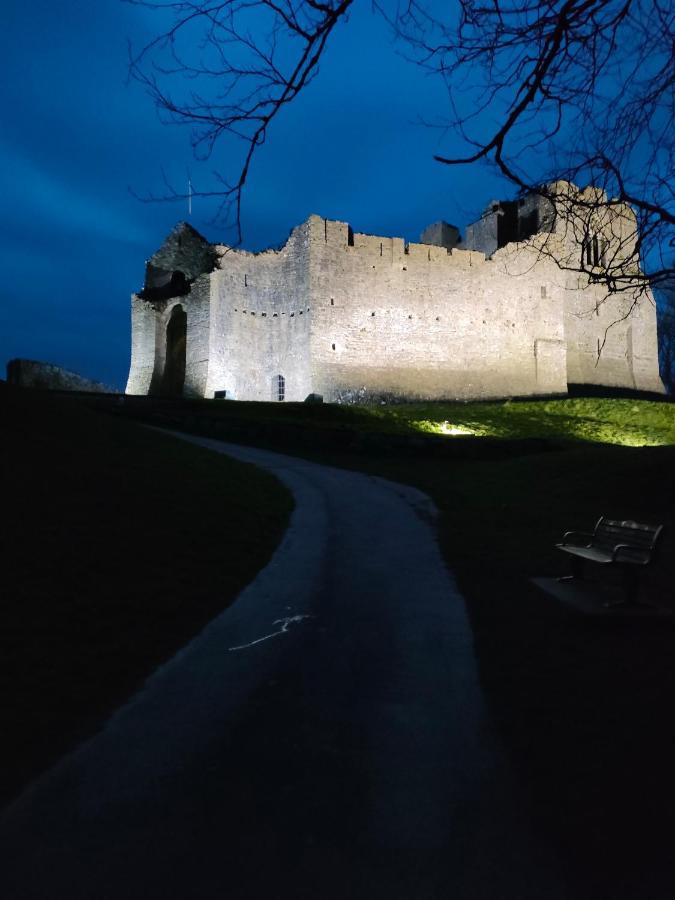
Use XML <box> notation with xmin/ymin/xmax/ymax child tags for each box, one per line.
<box><xmin>228</xmin><ymin>615</ymin><xmax>314</xmax><ymax>652</ymax></box>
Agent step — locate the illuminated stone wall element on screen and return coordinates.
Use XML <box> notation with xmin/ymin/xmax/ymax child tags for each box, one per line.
<box><xmin>307</xmin><ymin>217</ymin><xmax>568</xmax><ymax>401</ymax></box>
<box><xmin>204</xmin><ymin>223</ymin><xmax>312</xmax><ymax>402</ymax></box>
<box><xmin>126</xmin><ymin>186</ymin><xmax>664</xmax><ymax>401</ymax></box>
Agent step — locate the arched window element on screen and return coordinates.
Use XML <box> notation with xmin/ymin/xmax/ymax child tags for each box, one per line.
<box><xmin>274</xmin><ymin>374</ymin><xmax>285</xmax><ymax>402</ymax></box>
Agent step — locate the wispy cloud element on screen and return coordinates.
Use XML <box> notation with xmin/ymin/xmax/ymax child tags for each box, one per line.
<box><xmin>0</xmin><ymin>142</ymin><xmax>151</xmax><ymax>246</ymax></box>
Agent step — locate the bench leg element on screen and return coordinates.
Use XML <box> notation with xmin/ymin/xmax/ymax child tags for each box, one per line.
<box><xmin>605</xmin><ymin>567</ymin><xmax>655</xmax><ymax>609</ymax></box>
<box><xmin>558</xmin><ymin>556</ymin><xmax>584</xmax><ymax>583</ymax></box>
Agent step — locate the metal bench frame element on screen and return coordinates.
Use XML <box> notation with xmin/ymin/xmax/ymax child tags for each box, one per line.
<box><xmin>556</xmin><ymin>516</ymin><xmax>664</xmax><ymax>607</ymax></box>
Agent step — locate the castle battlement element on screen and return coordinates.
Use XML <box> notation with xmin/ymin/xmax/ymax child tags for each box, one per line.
<box><xmin>126</xmin><ymin>185</ymin><xmax>664</xmax><ymax>402</ymax></box>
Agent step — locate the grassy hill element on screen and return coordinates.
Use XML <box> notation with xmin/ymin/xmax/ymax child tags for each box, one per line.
<box><xmin>0</xmin><ymin>384</ymin><xmax>293</xmax><ymax>808</ymax></box>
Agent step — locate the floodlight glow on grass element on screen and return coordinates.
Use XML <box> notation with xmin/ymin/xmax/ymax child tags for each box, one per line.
<box><xmin>411</xmin><ymin>419</ymin><xmax>479</xmax><ymax>437</ymax></box>
<box><xmin>440</xmin><ymin>422</ymin><xmax>475</xmax><ymax>436</ymax></box>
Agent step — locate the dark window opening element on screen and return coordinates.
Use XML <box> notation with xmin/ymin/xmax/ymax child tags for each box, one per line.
<box><xmin>330</xmin><ymin>298</ymin><xmax>334</xmax><ymax>306</ymax></box>
<box><xmin>497</xmin><ymin>201</ymin><xmax>518</xmax><ymax>247</ymax></box>
<box><xmin>518</xmin><ymin>209</ymin><xmax>539</xmax><ymax>241</ymax></box>
<box><xmin>332</xmin><ymin>343</ymin><xmax>335</xmax><ymax>350</ymax></box>
<box><xmin>347</xmin><ymin>226</ymin><xmax>354</xmax><ymax>247</ymax></box>
<box><xmin>275</xmin><ymin>374</ymin><xmax>285</xmax><ymax>402</ymax></box>
<box><xmin>141</xmin><ymin>267</ymin><xmax>191</xmax><ymax>302</ymax></box>
<box><xmin>214</xmin><ymin>390</ymin><xmax>228</xmax><ymax>399</ymax></box>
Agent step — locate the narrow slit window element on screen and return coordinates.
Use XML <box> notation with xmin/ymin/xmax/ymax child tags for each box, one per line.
<box><xmin>275</xmin><ymin>374</ymin><xmax>285</xmax><ymax>402</ymax></box>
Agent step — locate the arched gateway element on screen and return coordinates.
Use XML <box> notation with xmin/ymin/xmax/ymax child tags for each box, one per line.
<box><xmin>161</xmin><ymin>305</ymin><xmax>187</xmax><ymax>396</ymax></box>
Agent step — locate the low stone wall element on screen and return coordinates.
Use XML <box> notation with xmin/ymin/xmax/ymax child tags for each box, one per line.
<box><xmin>6</xmin><ymin>359</ymin><xmax>111</xmax><ymax>393</ymax></box>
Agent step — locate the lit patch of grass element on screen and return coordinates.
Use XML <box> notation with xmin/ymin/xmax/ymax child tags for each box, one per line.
<box><xmin>387</xmin><ymin>398</ymin><xmax>675</xmax><ymax>446</ymax></box>
<box><xmin>409</xmin><ymin>419</ymin><xmax>486</xmax><ymax>437</ymax></box>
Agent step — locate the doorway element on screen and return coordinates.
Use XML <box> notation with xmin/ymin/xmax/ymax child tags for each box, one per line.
<box><xmin>161</xmin><ymin>305</ymin><xmax>187</xmax><ymax>396</ymax></box>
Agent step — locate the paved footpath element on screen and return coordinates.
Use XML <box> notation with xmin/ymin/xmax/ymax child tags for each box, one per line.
<box><xmin>0</xmin><ymin>436</ymin><xmax>571</xmax><ymax>899</ymax></box>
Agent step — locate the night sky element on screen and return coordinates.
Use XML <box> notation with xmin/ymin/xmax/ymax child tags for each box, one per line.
<box><xmin>2</xmin><ymin>0</ymin><xmax>509</xmax><ymax>389</ymax></box>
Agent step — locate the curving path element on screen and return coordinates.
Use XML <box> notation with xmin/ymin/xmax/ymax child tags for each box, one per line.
<box><xmin>0</xmin><ymin>435</ymin><xmax>568</xmax><ymax>899</ymax></box>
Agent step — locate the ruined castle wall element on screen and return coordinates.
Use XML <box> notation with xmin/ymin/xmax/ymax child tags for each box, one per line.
<box><xmin>147</xmin><ymin>223</ymin><xmax>215</xmax><ymax>281</ymax></box>
<box><xmin>563</xmin><ymin>278</ymin><xmax>663</xmax><ymax>392</ymax></box>
<box><xmin>205</xmin><ymin>224</ymin><xmax>312</xmax><ymax>401</ymax></box>
<box><xmin>546</xmin><ymin>183</ymin><xmax>664</xmax><ymax>392</ymax></box>
<box><xmin>183</xmin><ymin>275</ymin><xmax>211</xmax><ymax>397</ymax></box>
<box><xmin>307</xmin><ymin>217</ymin><xmax>568</xmax><ymax>401</ymax></box>
<box><xmin>126</xmin><ymin>295</ymin><xmax>157</xmax><ymax>395</ymax></box>
<box><xmin>628</xmin><ymin>290</ymin><xmax>664</xmax><ymax>392</ymax></box>
<box><xmin>126</xmin><ymin>283</ymin><xmax>211</xmax><ymax>397</ymax></box>
<box><xmin>465</xmin><ymin>212</ymin><xmax>498</xmax><ymax>257</ymax></box>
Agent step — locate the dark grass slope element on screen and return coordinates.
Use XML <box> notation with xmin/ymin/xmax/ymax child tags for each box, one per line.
<box><xmin>0</xmin><ymin>385</ymin><xmax>293</xmax><ymax>808</ymax></box>
<box><xmin>375</xmin><ymin>442</ymin><xmax>675</xmax><ymax>898</ymax></box>
<box><xmin>4</xmin><ymin>386</ymin><xmax>675</xmax><ymax>896</ymax></box>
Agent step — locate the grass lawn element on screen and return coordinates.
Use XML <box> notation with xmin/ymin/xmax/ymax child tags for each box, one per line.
<box><xmin>115</xmin><ymin>391</ymin><xmax>675</xmax><ymax>896</ymax></box>
<box><xmin>120</xmin><ymin>392</ymin><xmax>675</xmax><ymax>446</ymax></box>
<box><xmin>0</xmin><ymin>384</ymin><xmax>293</xmax><ymax>808</ymax></box>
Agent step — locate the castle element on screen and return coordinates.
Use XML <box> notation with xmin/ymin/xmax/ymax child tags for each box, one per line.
<box><xmin>126</xmin><ymin>182</ymin><xmax>664</xmax><ymax>402</ymax></box>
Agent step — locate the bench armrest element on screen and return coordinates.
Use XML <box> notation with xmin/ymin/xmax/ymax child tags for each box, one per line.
<box><xmin>611</xmin><ymin>543</ymin><xmax>650</xmax><ymax>564</ymax></box>
<box><xmin>561</xmin><ymin>530</ymin><xmax>593</xmax><ymax>547</ymax></box>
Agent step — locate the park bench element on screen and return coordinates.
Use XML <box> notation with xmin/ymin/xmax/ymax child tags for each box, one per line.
<box><xmin>556</xmin><ymin>517</ymin><xmax>664</xmax><ymax>606</ymax></box>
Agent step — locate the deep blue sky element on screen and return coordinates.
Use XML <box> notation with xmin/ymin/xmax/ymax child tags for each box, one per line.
<box><xmin>1</xmin><ymin>0</ymin><xmax>508</xmax><ymax>389</ymax></box>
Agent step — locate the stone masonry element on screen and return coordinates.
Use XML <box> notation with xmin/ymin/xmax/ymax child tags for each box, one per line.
<box><xmin>126</xmin><ymin>183</ymin><xmax>664</xmax><ymax>402</ymax></box>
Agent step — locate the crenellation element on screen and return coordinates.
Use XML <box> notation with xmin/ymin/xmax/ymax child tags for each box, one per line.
<box><xmin>126</xmin><ymin>181</ymin><xmax>664</xmax><ymax>401</ymax></box>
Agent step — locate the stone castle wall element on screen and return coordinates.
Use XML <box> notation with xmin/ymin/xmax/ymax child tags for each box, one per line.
<box><xmin>307</xmin><ymin>217</ymin><xmax>568</xmax><ymax>401</ymax></box>
<box><xmin>126</xmin><ymin>186</ymin><xmax>664</xmax><ymax>402</ymax></box>
<box><xmin>204</xmin><ymin>223</ymin><xmax>312</xmax><ymax>401</ymax></box>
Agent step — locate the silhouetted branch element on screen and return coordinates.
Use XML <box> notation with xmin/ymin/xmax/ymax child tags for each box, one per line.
<box><xmin>127</xmin><ymin>0</ymin><xmax>673</xmax><ymax>294</ymax></box>
<box><xmin>126</xmin><ymin>0</ymin><xmax>354</xmax><ymax>242</ymax></box>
